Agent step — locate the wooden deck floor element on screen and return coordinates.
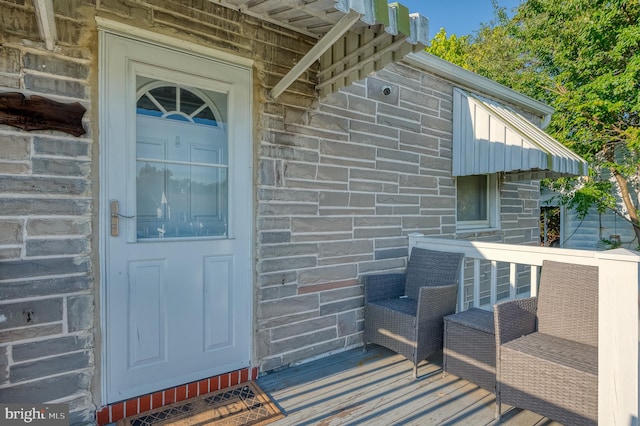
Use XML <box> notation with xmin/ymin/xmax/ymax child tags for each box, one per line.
<box><xmin>257</xmin><ymin>345</ymin><xmax>560</xmax><ymax>426</ymax></box>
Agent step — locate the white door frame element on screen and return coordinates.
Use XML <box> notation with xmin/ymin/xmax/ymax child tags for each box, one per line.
<box><xmin>98</xmin><ymin>23</ymin><xmax>254</xmax><ymax>405</ymax></box>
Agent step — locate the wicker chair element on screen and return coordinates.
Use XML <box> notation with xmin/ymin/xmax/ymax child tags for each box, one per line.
<box><xmin>363</xmin><ymin>247</ymin><xmax>463</xmax><ymax>378</ymax></box>
<box><xmin>494</xmin><ymin>260</ymin><xmax>599</xmax><ymax>425</ymax></box>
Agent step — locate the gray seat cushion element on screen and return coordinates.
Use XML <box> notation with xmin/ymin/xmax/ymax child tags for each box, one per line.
<box><xmin>368</xmin><ymin>297</ymin><xmax>417</xmax><ymax>318</ymax></box>
<box><xmin>502</xmin><ymin>332</ymin><xmax>597</xmax><ymax>375</ymax></box>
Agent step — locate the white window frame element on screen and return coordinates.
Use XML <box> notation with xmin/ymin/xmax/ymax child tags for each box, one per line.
<box><xmin>456</xmin><ymin>174</ymin><xmax>500</xmax><ymax>231</ymax></box>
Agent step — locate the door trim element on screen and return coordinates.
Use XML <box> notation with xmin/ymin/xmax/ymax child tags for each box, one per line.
<box><xmin>98</xmin><ymin>29</ymin><xmax>254</xmax><ymax>405</ymax></box>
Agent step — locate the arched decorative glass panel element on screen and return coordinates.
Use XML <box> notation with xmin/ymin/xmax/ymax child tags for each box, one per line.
<box><xmin>135</xmin><ymin>79</ymin><xmax>228</xmax><ymax>239</ymax></box>
<box><xmin>136</xmin><ymin>83</ymin><xmax>221</xmax><ymax>127</ymax></box>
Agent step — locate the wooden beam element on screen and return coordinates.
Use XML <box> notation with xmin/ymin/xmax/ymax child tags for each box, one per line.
<box><xmin>317</xmin><ymin>36</ymin><xmax>407</xmax><ymax>93</ymax></box>
<box><xmin>318</xmin><ymin>32</ymin><xmax>394</xmax><ymax>81</ymax></box>
<box><xmin>0</xmin><ymin>92</ymin><xmax>86</xmax><ymax>136</ymax></box>
<box><xmin>318</xmin><ymin>37</ymin><xmax>422</xmax><ymax>97</ymax></box>
<box><xmin>269</xmin><ymin>10</ymin><xmax>361</xmax><ymax>99</ymax></box>
<box><xmin>33</xmin><ymin>0</ymin><xmax>57</xmax><ymax>51</ymax></box>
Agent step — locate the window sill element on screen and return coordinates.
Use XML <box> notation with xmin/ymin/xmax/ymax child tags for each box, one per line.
<box><xmin>455</xmin><ymin>227</ymin><xmax>501</xmax><ymax>236</ymax></box>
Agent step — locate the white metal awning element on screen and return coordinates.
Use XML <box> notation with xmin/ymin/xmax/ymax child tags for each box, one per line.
<box><xmin>452</xmin><ymin>88</ymin><xmax>588</xmax><ymax>182</ymax></box>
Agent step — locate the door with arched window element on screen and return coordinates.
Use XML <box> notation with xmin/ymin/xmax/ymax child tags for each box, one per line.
<box><xmin>101</xmin><ymin>33</ymin><xmax>252</xmax><ymax>403</ymax></box>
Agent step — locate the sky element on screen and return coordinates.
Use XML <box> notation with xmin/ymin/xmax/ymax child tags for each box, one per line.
<box><xmin>399</xmin><ymin>0</ymin><xmax>523</xmax><ymax>38</ymax></box>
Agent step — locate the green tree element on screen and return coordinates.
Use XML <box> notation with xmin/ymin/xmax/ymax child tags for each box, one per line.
<box><xmin>515</xmin><ymin>0</ymin><xmax>640</xmax><ymax>245</ymax></box>
<box><xmin>426</xmin><ymin>2</ymin><xmax>551</xmax><ymax>101</ymax></box>
<box><xmin>426</xmin><ymin>28</ymin><xmax>470</xmax><ymax>67</ymax></box>
<box><xmin>429</xmin><ymin>0</ymin><xmax>640</xmax><ymax>245</ymax></box>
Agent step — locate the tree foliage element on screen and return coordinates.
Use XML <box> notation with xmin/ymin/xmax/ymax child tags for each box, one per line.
<box><xmin>427</xmin><ymin>28</ymin><xmax>471</xmax><ymax>67</ymax></box>
<box><xmin>427</xmin><ymin>0</ymin><xmax>640</xmax><ymax>245</ymax></box>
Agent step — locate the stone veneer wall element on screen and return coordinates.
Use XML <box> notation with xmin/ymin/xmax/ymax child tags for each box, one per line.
<box><xmin>0</xmin><ymin>1</ymin><xmax>97</xmax><ymax>424</ymax></box>
<box><xmin>255</xmin><ymin>62</ymin><xmax>540</xmax><ymax>372</ymax></box>
<box><xmin>0</xmin><ymin>0</ymin><xmax>539</xmax><ymax>423</ymax></box>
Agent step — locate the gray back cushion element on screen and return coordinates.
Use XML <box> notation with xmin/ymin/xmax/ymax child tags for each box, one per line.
<box><xmin>405</xmin><ymin>248</ymin><xmax>463</xmax><ymax>301</ymax></box>
<box><xmin>537</xmin><ymin>260</ymin><xmax>599</xmax><ymax>347</ymax></box>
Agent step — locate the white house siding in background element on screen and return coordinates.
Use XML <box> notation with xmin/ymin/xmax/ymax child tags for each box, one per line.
<box><xmin>541</xmin><ymin>188</ymin><xmax>638</xmax><ymax>251</ymax></box>
<box><xmin>560</xmin><ymin>207</ymin><xmax>638</xmax><ymax>250</ymax></box>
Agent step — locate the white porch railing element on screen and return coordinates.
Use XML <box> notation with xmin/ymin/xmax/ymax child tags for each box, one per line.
<box><xmin>408</xmin><ymin>234</ymin><xmax>640</xmax><ymax>425</ymax></box>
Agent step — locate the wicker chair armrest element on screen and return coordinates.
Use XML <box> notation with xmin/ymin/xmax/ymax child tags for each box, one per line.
<box><xmin>416</xmin><ymin>284</ymin><xmax>459</xmax><ymax>322</ymax></box>
<box><xmin>494</xmin><ymin>297</ymin><xmax>538</xmax><ymax>345</ymax></box>
<box><xmin>363</xmin><ymin>273</ymin><xmax>407</xmax><ymax>303</ymax></box>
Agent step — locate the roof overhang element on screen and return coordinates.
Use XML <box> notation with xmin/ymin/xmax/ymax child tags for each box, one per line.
<box><xmin>269</xmin><ymin>0</ymin><xmax>429</xmax><ymax>98</ymax></box>
<box><xmin>452</xmin><ymin>88</ymin><xmax>588</xmax><ymax>182</ymax></box>
<box><xmin>403</xmin><ymin>52</ymin><xmax>555</xmax><ymax>126</ymax></box>
<box><xmin>31</xmin><ymin>0</ymin><xmax>428</xmax><ymax>98</ymax></box>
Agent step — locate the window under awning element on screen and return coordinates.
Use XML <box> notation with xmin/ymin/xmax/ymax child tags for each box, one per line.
<box><xmin>452</xmin><ymin>88</ymin><xmax>588</xmax><ymax>182</ymax></box>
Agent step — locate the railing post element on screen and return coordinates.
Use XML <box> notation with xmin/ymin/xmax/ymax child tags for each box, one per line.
<box><xmin>596</xmin><ymin>249</ymin><xmax>640</xmax><ymax>425</ymax></box>
<box><xmin>408</xmin><ymin>233</ymin><xmax>423</xmax><ymax>256</ymax></box>
<box><xmin>530</xmin><ymin>265</ymin><xmax>539</xmax><ymax>297</ymax></box>
<box><xmin>458</xmin><ymin>261</ymin><xmax>465</xmax><ymax>312</ymax></box>
<box><xmin>473</xmin><ymin>259</ymin><xmax>481</xmax><ymax>308</ymax></box>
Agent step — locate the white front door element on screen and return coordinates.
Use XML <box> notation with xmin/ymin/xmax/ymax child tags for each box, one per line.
<box><xmin>100</xmin><ymin>32</ymin><xmax>252</xmax><ymax>403</ymax></box>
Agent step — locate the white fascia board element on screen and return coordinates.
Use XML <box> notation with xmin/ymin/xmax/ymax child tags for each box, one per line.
<box><xmin>403</xmin><ymin>51</ymin><xmax>554</xmax><ymax>121</ymax></box>
<box><xmin>335</xmin><ymin>0</ymin><xmax>376</xmax><ymax>24</ymax></box>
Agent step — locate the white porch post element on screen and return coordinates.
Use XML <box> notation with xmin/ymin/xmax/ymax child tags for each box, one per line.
<box><xmin>596</xmin><ymin>249</ymin><xmax>640</xmax><ymax>424</ymax></box>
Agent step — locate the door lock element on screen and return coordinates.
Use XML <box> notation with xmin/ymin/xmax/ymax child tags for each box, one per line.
<box><xmin>111</xmin><ymin>200</ymin><xmax>119</xmax><ymax>237</ymax></box>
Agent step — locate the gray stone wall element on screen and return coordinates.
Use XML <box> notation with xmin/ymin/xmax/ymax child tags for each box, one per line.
<box><xmin>0</xmin><ymin>0</ymin><xmax>540</xmax><ymax>422</ymax></box>
<box><xmin>0</xmin><ymin>1</ymin><xmax>96</xmax><ymax>424</ymax></box>
<box><xmin>255</xmin><ymin>61</ymin><xmax>540</xmax><ymax>372</ymax></box>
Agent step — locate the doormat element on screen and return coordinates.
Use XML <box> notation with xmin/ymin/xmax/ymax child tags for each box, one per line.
<box><xmin>118</xmin><ymin>382</ymin><xmax>284</xmax><ymax>426</ymax></box>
